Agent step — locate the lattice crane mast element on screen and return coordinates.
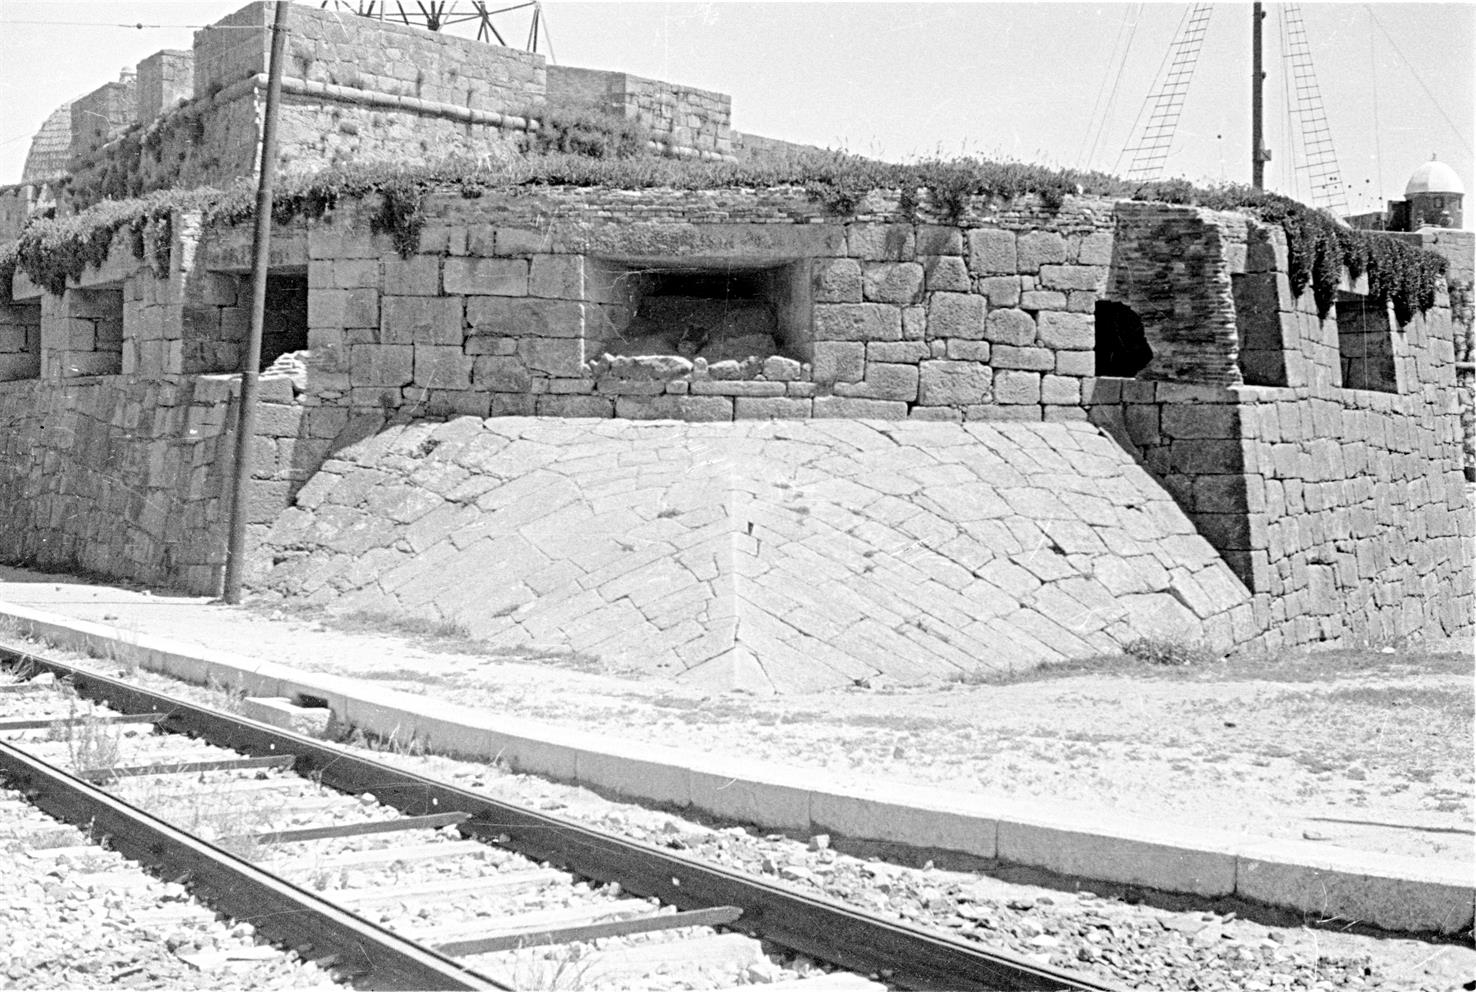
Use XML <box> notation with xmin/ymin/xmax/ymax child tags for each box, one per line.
<box><xmin>320</xmin><ymin>1</ymin><xmax>550</xmax><ymax>53</ymax></box>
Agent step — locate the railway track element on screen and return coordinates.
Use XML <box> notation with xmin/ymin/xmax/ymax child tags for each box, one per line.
<box><xmin>0</xmin><ymin>643</ymin><xmax>1119</xmax><ymax>992</ymax></box>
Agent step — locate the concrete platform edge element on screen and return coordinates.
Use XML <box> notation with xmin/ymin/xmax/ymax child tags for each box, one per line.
<box><xmin>1</xmin><ymin>601</ymin><xmax>1469</xmax><ymax>935</ymax></box>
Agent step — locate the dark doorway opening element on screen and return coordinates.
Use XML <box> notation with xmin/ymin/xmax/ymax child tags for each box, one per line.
<box><xmin>1095</xmin><ymin>299</ymin><xmax>1153</xmax><ymax>377</ymax></box>
<box><xmin>260</xmin><ymin>273</ymin><xmax>309</xmax><ymax>369</ymax></box>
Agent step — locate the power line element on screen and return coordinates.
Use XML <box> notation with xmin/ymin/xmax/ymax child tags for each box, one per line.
<box><xmin>1364</xmin><ymin>5</ymin><xmax>1474</xmax><ymax>156</ymax></box>
<box><xmin>1080</xmin><ymin>4</ymin><xmax>1141</xmax><ymax>172</ymax></box>
<box><xmin>1114</xmin><ymin>4</ymin><xmax>1195</xmax><ymax>177</ymax></box>
<box><xmin>1367</xmin><ymin>10</ymin><xmax>1385</xmax><ymax>211</ymax></box>
<box><xmin>0</xmin><ymin>20</ymin><xmax>259</xmax><ymax>29</ymax></box>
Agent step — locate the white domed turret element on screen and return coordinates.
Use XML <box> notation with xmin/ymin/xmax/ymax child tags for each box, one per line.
<box><xmin>1405</xmin><ymin>159</ymin><xmax>1465</xmax><ymax>197</ymax></box>
<box><xmin>1405</xmin><ymin>157</ymin><xmax>1464</xmax><ymax>228</ymax></box>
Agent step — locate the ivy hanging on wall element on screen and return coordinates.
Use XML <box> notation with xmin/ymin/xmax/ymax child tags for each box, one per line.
<box><xmin>0</xmin><ymin>153</ymin><xmax>1453</xmax><ymax>323</ymax></box>
<box><xmin>1135</xmin><ymin>181</ymin><xmax>1450</xmax><ymax>326</ymax></box>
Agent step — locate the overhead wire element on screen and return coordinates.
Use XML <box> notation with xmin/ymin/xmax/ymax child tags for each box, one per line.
<box><xmin>1076</xmin><ymin>4</ymin><xmax>1133</xmax><ymax>168</ymax></box>
<box><xmin>1367</xmin><ymin>9</ymin><xmax>1384</xmax><ymax>213</ymax></box>
<box><xmin>1363</xmin><ymin>5</ymin><xmax>1473</xmax><ymax>156</ymax></box>
<box><xmin>1082</xmin><ymin>4</ymin><xmax>1142</xmax><ymax>174</ymax></box>
<box><xmin>1277</xmin><ymin>4</ymin><xmax>1299</xmax><ymax>198</ymax></box>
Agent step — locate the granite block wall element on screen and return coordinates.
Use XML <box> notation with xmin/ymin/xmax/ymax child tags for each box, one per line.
<box><xmin>0</xmin><ymin>183</ymin><xmax>55</xmax><ymax>244</ymax></box>
<box><xmin>0</xmin><ymin>298</ymin><xmax>41</xmax><ymax>381</ymax></box>
<box><xmin>0</xmin><ymin>372</ymin><xmax>305</xmax><ymax>594</ymax></box>
<box><xmin>2</xmin><ymin>186</ymin><xmax>1469</xmax><ymax>645</ymax></box>
<box><xmin>136</xmin><ymin>50</ymin><xmax>194</xmax><ymax>122</ymax></box>
<box><xmin>194</xmin><ymin>2</ymin><xmax>545</xmax><ymax>112</ymax></box>
<box><xmin>69</xmin><ymin>74</ymin><xmax>136</xmax><ymax>166</ymax></box>
<box><xmin>547</xmin><ymin>66</ymin><xmax>733</xmax><ymax>158</ymax></box>
<box><xmin>290</xmin><ymin>186</ymin><xmax>1118</xmax><ymax>423</ymax></box>
<box><xmin>1087</xmin><ymin>220</ymin><xmax>1471</xmax><ymax>651</ymax></box>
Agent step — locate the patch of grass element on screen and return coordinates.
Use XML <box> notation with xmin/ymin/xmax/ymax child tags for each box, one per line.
<box><xmin>1122</xmin><ymin>636</ymin><xmax>1219</xmax><ymax>667</ymax></box>
<box><xmin>946</xmin><ymin>652</ymin><xmax>1158</xmax><ymax>687</ymax></box>
<box><xmin>203</xmin><ymin>674</ymin><xmax>248</xmax><ymax>713</ymax></box>
<box><xmin>353</xmin><ymin>667</ymin><xmax>458</xmax><ymax>687</ymax></box>
<box><xmin>262</xmin><ymin>603</ymin><xmax>488</xmax><ymax>654</ymax></box>
<box><xmin>333</xmin><ymin>723</ymin><xmax>426</xmax><ymax>757</ymax></box>
<box><xmin>1320</xmin><ymin>685</ymin><xmax>1472</xmax><ymax>713</ymax></box>
<box><xmin>1207</xmin><ymin>647</ymin><xmax>1473</xmax><ymax>684</ymax></box>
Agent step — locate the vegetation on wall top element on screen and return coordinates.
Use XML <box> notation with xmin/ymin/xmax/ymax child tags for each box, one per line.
<box><xmin>516</xmin><ymin>98</ymin><xmax>652</xmax><ymax>160</ymax></box>
<box><xmin>1</xmin><ymin>150</ymin><xmax>1451</xmax><ymax>326</ymax></box>
<box><xmin>1</xmin><ymin>187</ymin><xmax>222</xmax><ymax>302</ymax></box>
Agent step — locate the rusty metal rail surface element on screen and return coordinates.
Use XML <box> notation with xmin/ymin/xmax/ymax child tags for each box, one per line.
<box><xmin>0</xmin><ymin>643</ymin><xmax>1121</xmax><ymax>992</ymax></box>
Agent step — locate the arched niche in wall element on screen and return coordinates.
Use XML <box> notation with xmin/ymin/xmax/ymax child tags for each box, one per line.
<box><xmin>1094</xmin><ymin>299</ymin><xmax>1153</xmax><ymax>377</ymax></box>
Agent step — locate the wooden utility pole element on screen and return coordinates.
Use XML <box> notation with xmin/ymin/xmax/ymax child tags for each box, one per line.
<box><xmin>222</xmin><ymin>0</ymin><xmax>290</xmax><ymax>603</ymax></box>
<box><xmin>1252</xmin><ymin>2</ymin><xmax>1268</xmax><ymax>188</ymax></box>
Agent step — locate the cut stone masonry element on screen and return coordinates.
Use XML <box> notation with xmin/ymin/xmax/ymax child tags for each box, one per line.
<box><xmin>1</xmin><ymin>181</ymin><xmax>1470</xmax><ymax>660</ymax></box>
<box><xmin>260</xmin><ymin>416</ymin><xmax>1255</xmax><ymax>692</ymax></box>
<box><xmin>0</xmin><ymin>1</ymin><xmax>1470</xmax><ymax>683</ymax></box>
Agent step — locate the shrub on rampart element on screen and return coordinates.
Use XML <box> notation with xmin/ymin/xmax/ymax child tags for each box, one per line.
<box><xmin>0</xmin><ymin>153</ymin><xmax>1450</xmax><ymax>324</ymax></box>
<box><xmin>517</xmin><ymin>99</ymin><xmax>651</xmax><ymax>160</ymax></box>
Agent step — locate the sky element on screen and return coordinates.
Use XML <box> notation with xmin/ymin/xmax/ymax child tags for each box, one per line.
<box><xmin>0</xmin><ymin>1</ymin><xmax>1471</xmax><ymax>219</ymax></box>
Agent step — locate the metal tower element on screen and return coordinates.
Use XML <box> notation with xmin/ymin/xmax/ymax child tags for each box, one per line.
<box><xmin>320</xmin><ymin>1</ymin><xmax>550</xmax><ymax>53</ymax></box>
<box><xmin>1120</xmin><ymin>3</ymin><xmax>1215</xmax><ymax>181</ymax></box>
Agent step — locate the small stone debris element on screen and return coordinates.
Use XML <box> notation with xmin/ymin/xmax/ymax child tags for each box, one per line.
<box><xmin>0</xmin><ymin>784</ymin><xmax>337</xmax><ymax>990</ymax></box>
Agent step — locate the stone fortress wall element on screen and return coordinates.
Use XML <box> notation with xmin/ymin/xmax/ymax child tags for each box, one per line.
<box><xmin>0</xmin><ymin>1</ymin><xmax>733</xmax><ymax>239</ymax></box>
<box><xmin>1</xmin><ymin>182</ymin><xmax>1469</xmax><ymax>654</ymax></box>
<box><xmin>0</xmin><ymin>1</ymin><xmax>1470</xmax><ymax>679</ymax></box>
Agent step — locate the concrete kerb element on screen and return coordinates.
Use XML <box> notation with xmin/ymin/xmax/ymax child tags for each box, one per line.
<box><xmin>994</xmin><ymin>806</ymin><xmax>1242</xmax><ymax>898</ymax></box>
<box><xmin>0</xmin><ymin>599</ymin><xmax>1470</xmax><ymax>936</ymax></box>
<box><xmin>1234</xmin><ymin>839</ymin><xmax>1476</xmax><ymax>935</ymax></box>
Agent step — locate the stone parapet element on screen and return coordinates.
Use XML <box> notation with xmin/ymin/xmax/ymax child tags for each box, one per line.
<box><xmin>69</xmin><ymin>74</ymin><xmax>136</xmax><ymax>167</ymax></box>
<box><xmin>194</xmin><ymin>2</ymin><xmax>545</xmax><ymax>113</ymax></box>
<box><xmin>136</xmin><ymin>50</ymin><xmax>194</xmax><ymax>124</ymax></box>
<box><xmin>547</xmin><ymin>65</ymin><xmax>733</xmax><ymax>158</ymax></box>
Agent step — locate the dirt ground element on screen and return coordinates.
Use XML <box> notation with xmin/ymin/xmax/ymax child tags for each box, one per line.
<box><xmin>0</xmin><ymin>564</ymin><xmax>1470</xmax><ymax>866</ymax></box>
<box><xmin>275</xmin><ymin>612</ymin><xmax>1475</xmax><ymax>864</ymax></box>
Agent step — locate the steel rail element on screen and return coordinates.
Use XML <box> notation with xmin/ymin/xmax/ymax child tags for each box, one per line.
<box><xmin>0</xmin><ymin>736</ymin><xmax>506</xmax><ymax>991</ymax></box>
<box><xmin>0</xmin><ymin>645</ymin><xmax>1122</xmax><ymax>992</ymax></box>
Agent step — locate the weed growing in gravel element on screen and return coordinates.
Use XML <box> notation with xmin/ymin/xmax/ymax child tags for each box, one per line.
<box><xmin>46</xmin><ymin>703</ymin><xmax>122</xmax><ymax>772</ymax></box>
<box><xmin>500</xmin><ymin>943</ymin><xmax>596</xmax><ymax>991</ymax></box>
<box><xmin>121</xmin><ymin>776</ymin><xmax>270</xmax><ymax>860</ymax></box>
<box><xmin>86</xmin><ymin>627</ymin><xmax>142</xmax><ymax>677</ymax></box>
<box><xmin>203</xmin><ymin>674</ymin><xmax>248</xmax><ymax>714</ymax></box>
<box><xmin>334</xmin><ymin>723</ymin><xmax>427</xmax><ymax>757</ymax></box>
